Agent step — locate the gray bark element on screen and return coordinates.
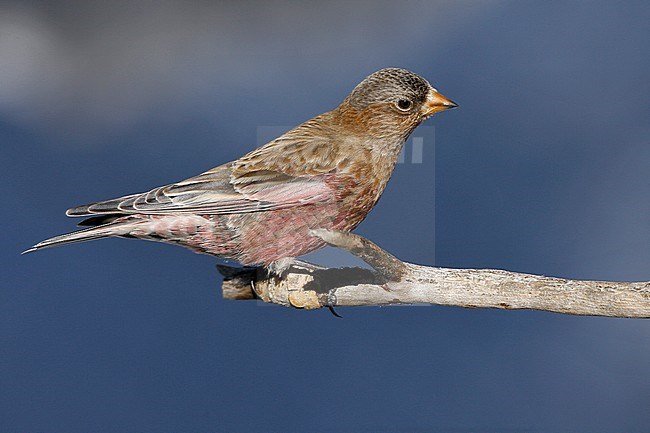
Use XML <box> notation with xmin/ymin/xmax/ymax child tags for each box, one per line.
<box><xmin>218</xmin><ymin>230</ymin><xmax>650</xmax><ymax>318</ymax></box>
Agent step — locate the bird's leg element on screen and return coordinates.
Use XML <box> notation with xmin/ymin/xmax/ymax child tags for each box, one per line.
<box><xmin>266</xmin><ymin>257</ymin><xmax>297</xmax><ymax>278</ymax></box>
<box><xmin>266</xmin><ymin>257</ymin><xmax>326</xmax><ymax>279</ymax></box>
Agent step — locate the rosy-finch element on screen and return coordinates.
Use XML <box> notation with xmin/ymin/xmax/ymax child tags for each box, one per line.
<box><xmin>25</xmin><ymin>68</ymin><xmax>456</xmax><ymax>271</ymax></box>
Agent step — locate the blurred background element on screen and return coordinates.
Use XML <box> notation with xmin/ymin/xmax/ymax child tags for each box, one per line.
<box><xmin>1</xmin><ymin>1</ymin><xmax>649</xmax><ymax>432</ymax></box>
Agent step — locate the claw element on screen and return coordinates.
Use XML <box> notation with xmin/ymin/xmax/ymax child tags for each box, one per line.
<box><xmin>327</xmin><ymin>305</ymin><xmax>343</xmax><ymax>318</ymax></box>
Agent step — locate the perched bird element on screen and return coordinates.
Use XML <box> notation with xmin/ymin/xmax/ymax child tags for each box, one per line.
<box><xmin>25</xmin><ymin>68</ymin><xmax>456</xmax><ymax>272</ymax></box>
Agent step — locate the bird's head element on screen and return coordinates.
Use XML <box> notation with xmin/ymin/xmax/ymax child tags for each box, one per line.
<box><xmin>340</xmin><ymin>68</ymin><xmax>457</xmax><ymax>140</ymax></box>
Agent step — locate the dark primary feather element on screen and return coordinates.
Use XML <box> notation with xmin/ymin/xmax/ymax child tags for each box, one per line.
<box><xmin>77</xmin><ymin>214</ymin><xmax>122</xmax><ymax>226</ymax></box>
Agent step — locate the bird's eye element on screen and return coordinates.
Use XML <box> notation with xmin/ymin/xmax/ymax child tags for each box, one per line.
<box><xmin>396</xmin><ymin>99</ymin><xmax>412</xmax><ymax>111</ymax></box>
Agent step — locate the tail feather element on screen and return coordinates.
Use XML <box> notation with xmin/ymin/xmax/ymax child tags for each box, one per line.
<box><xmin>23</xmin><ymin>221</ymin><xmax>136</xmax><ymax>254</ymax></box>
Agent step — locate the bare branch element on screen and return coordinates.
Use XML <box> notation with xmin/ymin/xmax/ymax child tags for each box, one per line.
<box><xmin>219</xmin><ymin>230</ymin><xmax>650</xmax><ymax>318</ymax></box>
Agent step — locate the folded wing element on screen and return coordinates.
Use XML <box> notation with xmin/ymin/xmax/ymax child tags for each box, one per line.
<box><xmin>67</xmin><ymin>121</ymin><xmax>339</xmax><ymax>217</ymax></box>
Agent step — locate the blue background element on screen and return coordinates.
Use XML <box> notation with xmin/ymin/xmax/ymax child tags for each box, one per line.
<box><xmin>2</xmin><ymin>1</ymin><xmax>649</xmax><ymax>432</ymax></box>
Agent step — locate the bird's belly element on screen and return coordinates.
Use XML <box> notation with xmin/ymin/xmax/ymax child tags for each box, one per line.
<box><xmin>152</xmin><ymin>191</ymin><xmax>378</xmax><ymax>266</ymax></box>
<box><xmin>234</xmin><ymin>201</ymin><xmax>363</xmax><ymax>265</ymax></box>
